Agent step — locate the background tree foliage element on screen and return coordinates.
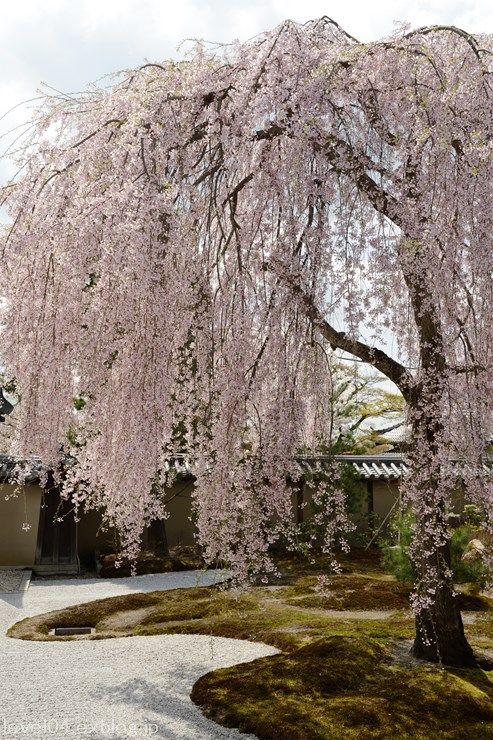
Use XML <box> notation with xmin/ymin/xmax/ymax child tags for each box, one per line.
<box><xmin>318</xmin><ymin>362</ymin><xmax>405</xmax><ymax>453</ymax></box>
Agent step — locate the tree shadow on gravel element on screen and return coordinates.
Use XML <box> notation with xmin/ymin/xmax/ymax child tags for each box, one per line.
<box><xmin>89</xmin><ymin>638</ymin><xmax>271</xmax><ymax>740</ymax></box>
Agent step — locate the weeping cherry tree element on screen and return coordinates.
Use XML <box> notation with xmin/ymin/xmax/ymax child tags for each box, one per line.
<box><xmin>2</xmin><ymin>18</ymin><xmax>493</xmax><ymax>666</ymax></box>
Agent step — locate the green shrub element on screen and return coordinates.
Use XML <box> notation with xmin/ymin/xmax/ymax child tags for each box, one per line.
<box><xmin>381</xmin><ymin>512</ymin><xmax>487</xmax><ymax>586</ymax></box>
<box><xmin>381</xmin><ymin>511</ymin><xmax>414</xmax><ymax>581</ymax></box>
<box><xmin>449</xmin><ymin>525</ymin><xmax>487</xmax><ymax>586</ymax></box>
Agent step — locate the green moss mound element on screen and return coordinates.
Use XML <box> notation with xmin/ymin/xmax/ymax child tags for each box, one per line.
<box><xmin>283</xmin><ymin>574</ymin><xmax>412</xmax><ymax>610</ymax></box>
<box><xmin>192</xmin><ymin>636</ymin><xmax>493</xmax><ymax>740</ymax></box>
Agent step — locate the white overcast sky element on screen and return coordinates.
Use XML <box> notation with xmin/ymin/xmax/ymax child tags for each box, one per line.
<box><xmin>1</xmin><ymin>0</ymin><xmax>492</xmax><ymax>183</ymax></box>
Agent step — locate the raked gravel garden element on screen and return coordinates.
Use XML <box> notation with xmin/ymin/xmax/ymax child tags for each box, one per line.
<box><xmin>0</xmin><ymin>569</ymin><xmax>277</xmax><ymax>740</ymax></box>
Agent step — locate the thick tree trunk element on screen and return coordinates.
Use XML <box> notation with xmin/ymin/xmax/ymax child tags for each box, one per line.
<box><xmin>397</xmin><ymin>245</ymin><xmax>477</xmax><ymax>667</ymax></box>
<box><xmin>411</xmin><ymin>540</ymin><xmax>476</xmax><ymax>666</ymax></box>
<box><xmin>408</xmin><ymin>386</ymin><xmax>477</xmax><ymax>667</ymax></box>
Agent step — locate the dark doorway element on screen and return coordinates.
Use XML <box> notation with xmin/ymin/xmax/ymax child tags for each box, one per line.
<box><xmin>35</xmin><ymin>483</ymin><xmax>77</xmax><ymax>567</ymax></box>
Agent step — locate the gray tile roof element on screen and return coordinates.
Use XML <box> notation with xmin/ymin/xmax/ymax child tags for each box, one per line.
<box><xmin>2</xmin><ymin>452</ymin><xmax>492</xmax><ymax>485</ymax></box>
<box><xmin>296</xmin><ymin>454</ymin><xmax>493</xmax><ymax>480</ymax></box>
<box><xmin>295</xmin><ymin>454</ymin><xmax>408</xmax><ymax>480</ymax></box>
<box><xmin>0</xmin><ymin>453</ymin><xmax>41</xmax><ymax>483</ymax></box>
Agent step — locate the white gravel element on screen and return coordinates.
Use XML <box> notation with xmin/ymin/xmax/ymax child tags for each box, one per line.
<box><xmin>0</xmin><ymin>571</ymin><xmax>278</xmax><ymax>739</ymax></box>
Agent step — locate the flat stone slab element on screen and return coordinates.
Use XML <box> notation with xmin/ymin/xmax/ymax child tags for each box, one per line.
<box><xmin>49</xmin><ymin>626</ymin><xmax>96</xmax><ymax>636</ymax></box>
<box><xmin>0</xmin><ymin>568</ymin><xmax>31</xmax><ymax>593</ymax></box>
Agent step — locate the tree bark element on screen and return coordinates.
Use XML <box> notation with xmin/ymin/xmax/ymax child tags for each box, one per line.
<box><xmin>411</xmin><ymin>530</ymin><xmax>476</xmax><ymax>666</ymax></box>
<box><xmin>412</xmin><ymin>582</ymin><xmax>476</xmax><ymax>666</ymax></box>
<box><xmin>408</xmin><ymin>376</ymin><xmax>477</xmax><ymax>667</ymax></box>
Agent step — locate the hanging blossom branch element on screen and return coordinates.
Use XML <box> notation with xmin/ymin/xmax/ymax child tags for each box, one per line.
<box><xmin>276</xmin><ymin>266</ymin><xmax>415</xmax><ymax>401</ymax></box>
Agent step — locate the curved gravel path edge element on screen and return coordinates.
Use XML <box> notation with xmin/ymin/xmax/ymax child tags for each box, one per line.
<box><xmin>0</xmin><ymin>571</ymin><xmax>279</xmax><ymax>740</ymax></box>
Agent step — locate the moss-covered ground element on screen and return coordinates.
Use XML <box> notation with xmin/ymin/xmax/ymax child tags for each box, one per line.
<box><xmin>8</xmin><ymin>549</ymin><xmax>493</xmax><ymax>739</ymax></box>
